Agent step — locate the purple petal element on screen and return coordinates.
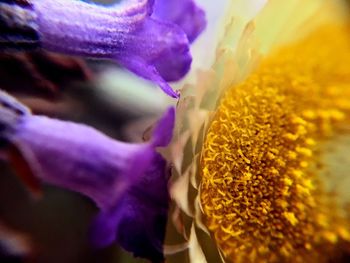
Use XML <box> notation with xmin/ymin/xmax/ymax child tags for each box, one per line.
<box><xmin>0</xmin><ymin>91</ymin><xmax>175</xmax><ymax>261</ymax></box>
<box><xmin>117</xmin><ymin>54</ymin><xmax>180</xmax><ymax>98</ymax></box>
<box><xmin>117</xmin><ymin>17</ymin><xmax>191</xmax><ymax>86</ymax></box>
<box><xmin>33</xmin><ymin>0</ymin><xmax>152</xmax><ymax>56</ymax></box>
<box><xmin>153</xmin><ymin>0</ymin><xmax>207</xmax><ymax>43</ymax></box>
<box><xmin>10</xmin><ymin>115</ymin><xmax>153</xmax><ymax>210</ymax></box>
<box><xmin>90</xmin><ymin>107</ymin><xmax>175</xmax><ymax>261</ymax></box>
<box><xmin>90</xmin><ymin>153</ymin><xmax>169</xmax><ymax>263</ymax></box>
<box><xmin>31</xmin><ymin>0</ymin><xmax>192</xmax><ymax>97</ymax></box>
<box><xmin>151</xmin><ymin>106</ymin><xmax>175</xmax><ymax>147</ymax></box>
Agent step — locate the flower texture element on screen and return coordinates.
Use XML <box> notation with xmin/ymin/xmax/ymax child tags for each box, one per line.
<box><xmin>0</xmin><ymin>90</ymin><xmax>175</xmax><ymax>262</ymax></box>
<box><xmin>170</xmin><ymin>0</ymin><xmax>350</xmax><ymax>262</ymax></box>
<box><xmin>0</xmin><ymin>0</ymin><xmax>207</xmax><ymax>98</ymax></box>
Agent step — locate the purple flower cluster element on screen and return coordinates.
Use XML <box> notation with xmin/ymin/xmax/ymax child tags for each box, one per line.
<box><xmin>0</xmin><ymin>0</ymin><xmax>207</xmax><ymax>261</ymax></box>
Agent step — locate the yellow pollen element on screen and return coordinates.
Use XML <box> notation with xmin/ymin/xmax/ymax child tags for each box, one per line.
<box><xmin>284</xmin><ymin>212</ymin><xmax>298</xmax><ymax>226</ymax></box>
<box><xmin>200</xmin><ymin>24</ymin><xmax>350</xmax><ymax>263</ymax></box>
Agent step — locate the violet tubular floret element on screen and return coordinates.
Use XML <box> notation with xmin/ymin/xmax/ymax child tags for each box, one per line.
<box><xmin>0</xmin><ymin>91</ymin><xmax>175</xmax><ymax>261</ymax></box>
<box><xmin>1</xmin><ymin>0</ymin><xmax>207</xmax><ymax>98</ymax></box>
<box><xmin>91</xmin><ymin>107</ymin><xmax>174</xmax><ymax>262</ymax></box>
<box><xmin>29</xmin><ymin>0</ymin><xmax>206</xmax><ymax>98</ymax></box>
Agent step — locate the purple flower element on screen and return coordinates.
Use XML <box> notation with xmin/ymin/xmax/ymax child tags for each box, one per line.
<box><xmin>0</xmin><ymin>0</ymin><xmax>207</xmax><ymax>98</ymax></box>
<box><xmin>90</xmin><ymin>151</ymin><xmax>170</xmax><ymax>262</ymax></box>
<box><xmin>153</xmin><ymin>0</ymin><xmax>206</xmax><ymax>43</ymax></box>
<box><xmin>0</xmin><ymin>91</ymin><xmax>175</xmax><ymax>261</ymax></box>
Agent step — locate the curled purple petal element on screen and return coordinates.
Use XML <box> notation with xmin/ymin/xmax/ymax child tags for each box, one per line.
<box><xmin>116</xmin><ymin>17</ymin><xmax>191</xmax><ymax>85</ymax></box>
<box><xmin>0</xmin><ymin>91</ymin><xmax>175</xmax><ymax>261</ymax></box>
<box><xmin>117</xmin><ymin>54</ymin><xmax>180</xmax><ymax>99</ymax></box>
<box><xmin>153</xmin><ymin>0</ymin><xmax>207</xmax><ymax>43</ymax></box>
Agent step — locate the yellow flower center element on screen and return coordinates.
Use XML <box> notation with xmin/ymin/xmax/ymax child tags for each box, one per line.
<box><xmin>200</xmin><ymin>24</ymin><xmax>350</xmax><ymax>263</ymax></box>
